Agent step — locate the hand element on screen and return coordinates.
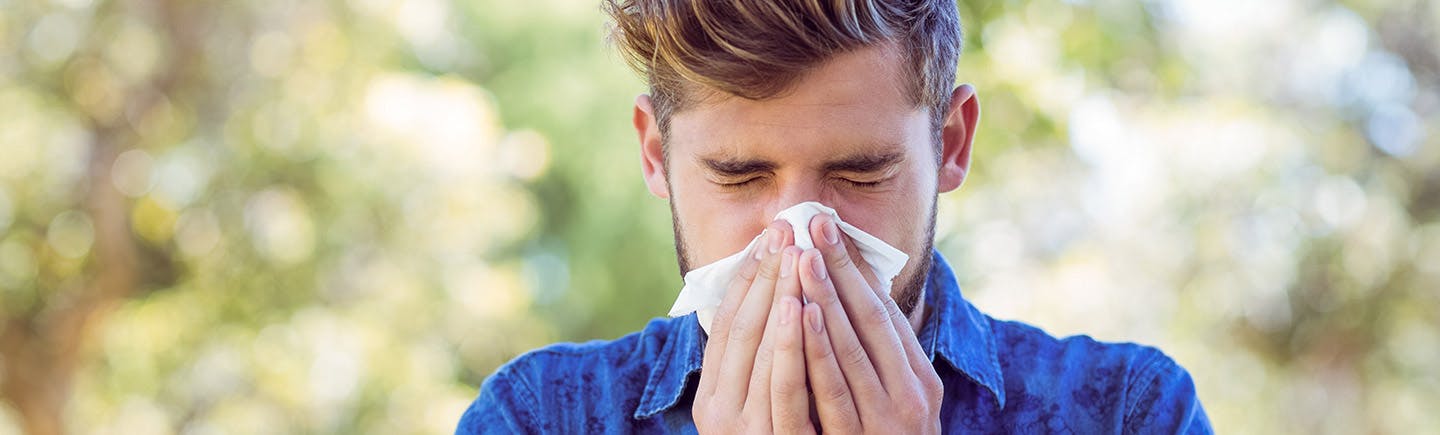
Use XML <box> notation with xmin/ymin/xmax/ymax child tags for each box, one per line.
<box><xmin>796</xmin><ymin>214</ymin><xmax>944</xmax><ymax>433</ymax></box>
<box><xmin>693</xmin><ymin>220</ymin><xmax>815</xmax><ymax>434</ymax></box>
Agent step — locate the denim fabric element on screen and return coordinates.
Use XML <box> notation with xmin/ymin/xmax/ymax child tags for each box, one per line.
<box><xmin>457</xmin><ymin>251</ymin><xmax>1212</xmax><ymax>434</ymax></box>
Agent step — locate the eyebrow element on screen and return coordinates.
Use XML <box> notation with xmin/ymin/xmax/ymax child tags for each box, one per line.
<box><xmin>700</xmin><ymin>157</ymin><xmax>778</xmax><ymax>176</ymax></box>
<box><xmin>822</xmin><ymin>151</ymin><xmax>905</xmax><ymax>173</ymax></box>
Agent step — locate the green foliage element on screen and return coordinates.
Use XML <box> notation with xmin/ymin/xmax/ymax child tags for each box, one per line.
<box><xmin>0</xmin><ymin>0</ymin><xmax>1436</xmax><ymax>433</ymax></box>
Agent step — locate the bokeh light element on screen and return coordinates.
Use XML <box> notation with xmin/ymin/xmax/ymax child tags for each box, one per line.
<box><xmin>0</xmin><ymin>0</ymin><xmax>1435</xmax><ymax>434</ymax></box>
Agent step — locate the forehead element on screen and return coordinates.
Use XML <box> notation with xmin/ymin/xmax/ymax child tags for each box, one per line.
<box><xmin>666</xmin><ymin>45</ymin><xmax>929</xmax><ymax>160</ymax></box>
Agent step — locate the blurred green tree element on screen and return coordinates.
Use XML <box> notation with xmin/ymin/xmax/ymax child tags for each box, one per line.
<box><xmin>0</xmin><ymin>0</ymin><xmax>1436</xmax><ymax>433</ymax></box>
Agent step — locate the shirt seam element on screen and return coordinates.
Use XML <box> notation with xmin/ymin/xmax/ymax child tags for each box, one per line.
<box><xmin>512</xmin><ymin>365</ymin><xmax>548</xmax><ymax>427</ymax></box>
<box><xmin>482</xmin><ymin>362</ymin><xmax>546</xmax><ymax>432</ymax></box>
<box><xmin>635</xmin><ymin>320</ymin><xmax>685</xmax><ymax>419</ymax></box>
<box><xmin>1121</xmin><ymin>349</ymin><xmax>1166</xmax><ymax>431</ymax></box>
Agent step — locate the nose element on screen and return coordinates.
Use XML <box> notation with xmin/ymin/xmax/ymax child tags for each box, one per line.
<box><xmin>767</xmin><ymin>176</ymin><xmax>827</xmax><ymax>219</ymax></box>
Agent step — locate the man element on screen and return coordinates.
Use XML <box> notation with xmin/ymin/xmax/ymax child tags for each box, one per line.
<box><xmin>458</xmin><ymin>0</ymin><xmax>1211</xmax><ymax>432</ymax></box>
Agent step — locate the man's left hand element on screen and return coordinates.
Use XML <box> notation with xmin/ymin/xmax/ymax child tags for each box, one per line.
<box><xmin>794</xmin><ymin>214</ymin><xmax>944</xmax><ymax>433</ymax></box>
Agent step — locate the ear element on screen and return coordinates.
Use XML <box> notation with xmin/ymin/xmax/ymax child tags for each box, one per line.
<box><xmin>634</xmin><ymin>94</ymin><xmax>670</xmax><ymax>199</ymax></box>
<box><xmin>937</xmin><ymin>84</ymin><xmax>979</xmax><ymax>193</ymax></box>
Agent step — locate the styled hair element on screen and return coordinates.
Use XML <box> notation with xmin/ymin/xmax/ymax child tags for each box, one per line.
<box><xmin>603</xmin><ymin>0</ymin><xmax>964</xmax><ymax>137</ymax></box>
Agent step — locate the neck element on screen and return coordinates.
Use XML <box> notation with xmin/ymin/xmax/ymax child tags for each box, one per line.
<box><xmin>906</xmin><ymin>286</ymin><xmax>928</xmax><ymax>333</ymax></box>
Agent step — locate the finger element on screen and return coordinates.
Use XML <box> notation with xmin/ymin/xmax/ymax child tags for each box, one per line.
<box><xmin>801</xmin><ymin>300</ymin><xmax>862</xmax><ymax>433</ymax></box>
<box><xmin>843</xmin><ymin>233</ymin><xmax>883</xmax><ymax>291</ymax></box>
<box><xmin>743</xmin><ymin>245</ymin><xmax>801</xmax><ymax>422</ymax></box>
<box><xmin>771</xmin><ymin>291</ymin><xmax>812</xmax><ymax>432</ymax></box>
<box><xmin>741</xmin><ymin>291</ymin><xmax>784</xmax><ymax>428</ymax></box>
<box><xmin>887</xmin><ymin>282</ymin><xmax>936</xmax><ymax>395</ymax></box>
<box><xmin>834</xmin><ymin>226</ymin><xmax>929</xmax><ymax>375</ymax></box>
<box><xmin>838</xmin><ymin>231</ymin><xmax>935</xmax><ymax>391</ymax></box>
<box><xmin>715</xmin><ymin>220</ymin><xmax>792</xmax><ymax>407</ymax></box>
<box><xmin>774</xmin><ymin>246</ymin><xmax>804</xmax><ymax>306</ymax></box>
<box><xmin>809</xmin><ymin>214</ymin><xmax>914</xmax><ymax>395</ymax></box>
<box><xmin>833</xmin><ymin>227</ymin><xmax>937</xmax><ymax>397</ymax></box>
<box><xmin>768</xmin><ymin>245</ymin><xmax>809</xmax><ymax>427</ymax></box>
<box><xmin>798</xmin><ymin>248</ymin><xmax>885</xmax><ymax>408</ymax></box>
<box><xmin>698</xmin><ymin>230</ymin><xmax>767</xmax><ymax>398</ymax></box>
<box><xmin>814</xmin><ymin>218</ymin><xmax>943</xmax><ymax>417</ymax></box>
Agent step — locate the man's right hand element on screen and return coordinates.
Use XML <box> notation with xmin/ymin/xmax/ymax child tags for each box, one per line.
<box><xmin>693</xmin><ymin>220</ymin><xmax>815</xmax><ymax>434</ymax></box>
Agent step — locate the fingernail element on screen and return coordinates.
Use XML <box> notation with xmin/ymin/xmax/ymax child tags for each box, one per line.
<box><xmin>768</xmin><ymin>226</ymin><xmax>784</xmax><ymax>254</ymax></box>
<box><xmin>753</xmin><ymin>229</ymin><xmax>768</xmax><ymax>260</ymax></box>
<box><xmin>806</xmin><ymin>306</ymin><xmax>823</xmax><ymax>332</ymax></box>
<box><xmin>780</xmin><ymin>299</ymin><xmax>795</xmax><ymax>325</ymax></box>
<box><xmin>823</xmin><ymin>220</ymin><xmax>839</xmax><ymax>245</ymax></box>
<box><xmin>780</xmin><ymin>249</ymin><xmax>795</xmax><ymax>278</ymax></box>
<box><xmin>809</xmin><ymin>253</ymin><xmax>826</xmax><ymax>280</ymax></box>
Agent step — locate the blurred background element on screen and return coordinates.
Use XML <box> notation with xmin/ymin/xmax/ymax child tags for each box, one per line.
<box><xmin>0</xmin><ymin>0</ymin><xmax>1436</xmax><ymax>433</ymax></box>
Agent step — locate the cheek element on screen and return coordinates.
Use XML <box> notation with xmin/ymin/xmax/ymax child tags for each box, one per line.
<box><xmin>833</xmin><ymin>173</ymin><xmax>933</xmax><ymax>251</ymax></box>
<box><xmin>671</xmin><ymin>178</ymin><xmax>771</xmax><ymax>264</ymax></box>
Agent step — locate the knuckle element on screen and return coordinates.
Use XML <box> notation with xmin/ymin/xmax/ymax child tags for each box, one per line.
<box><xmin>753</xmin><ymin>345</ymin><xmax>775</xmax><ymax>366</ymax></box>
<box><xmin>922</xmin><ymin>373</ymin><xmax>944</xmax><ymax>401</ymax></box>
<box><xmin>884</xmin><ymin>298</ymin><xmax>905</xmax><ymax>320</ymax></box>
<box><xmin>729</xmin><ymin>318</ymin><xmax>760</xmax><ymax>342</ymax></box>
<box><xmin>807</xmin><ymin>335</ymin><xmax>833</xmax><ymax>359</ymax></box>
<box><xmin>864</xmin><ymin>301</ymin><xmax>892</xmax><ymax>327</ymax></box>
<box><xmin>900</xmin><ymin>393</ymin><xmax>928</xmax><ymax>413</ymax></box>
<box><xmin>691</xmin><ymin>404</ymin><xmax>712</xmax><ymax>427</ymax></box>
<box><xmin>810</xmin><ymin>283</ymin><xmax>841</xmax><ymax>306</ymax></box>
<box><xmin>922</xmin><ymin>382</ymin><xmax>943</xmax><ymax>405</ymax></box>
<box><xmin>900</xmin><ymin>406</ymin><xmax>927</xmax><ymax>424</ymax></box>
<box><xmin>735</xmin><ymin>258</ymin><xmax>760</xmax><ymax>281</ymax></box>
<box><xmin>710</xmin><ymin>311</ymin><xmax>734</xmax><ymax>334</ymax></box>
<box><xmin>817</xmin><ymin>381</ymin><xmax>850</xmax><ymax>403</ymax></box>
<box><xmin>713</xmin><ymin>306</ymin><xmax>733</xmax><ymax>324</ymax></box>
<box><xmin>838</xmin><ymin>342</ymin><xmax>869</xmax><ymax>368</ymax></box>
<box><xmin>827</xmin><ymin>249</ymin><xmax>856</xmax><ymax>271</ymax></box>
<box><xmin>756</xmin><ymin>259</ymin><xmax>781</xmax><ymax>280</ymax></box>
<box><xmin>890</xmin><ymin>396</ymin><xmax>927</xmax><ymax>422</ymax></box>
<box><xmin>772</xmin><ymin>377</ymin><xmax>802</xmax><ymax>397</ymax></box>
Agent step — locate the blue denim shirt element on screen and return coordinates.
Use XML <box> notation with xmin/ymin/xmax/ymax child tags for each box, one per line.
<box><xmin>458</xmin><ymin>251</ymin><xmax>1212</xmax><ymax>433</ymax></box>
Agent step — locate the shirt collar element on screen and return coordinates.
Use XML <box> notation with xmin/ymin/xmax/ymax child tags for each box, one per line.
<box><xmin>633</xmin><ymin>249</ymin><xmax>1004</xmax><ymax>419</ymax></box>
<box><xmin>633</xmin><ymin>309</ymin><xmax>705</xmax><ymax>419</ymax></box>
<box><xmin>917</xmin><ymin>250</ymin><xmax>1006</xmax><ymax>409</ymax></box>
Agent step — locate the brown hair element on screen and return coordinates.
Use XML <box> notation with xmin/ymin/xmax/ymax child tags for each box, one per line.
<box><xmin>603</xmin><ymin>0</ymin><xmax>964</xmax><ymax>138</ymax></box>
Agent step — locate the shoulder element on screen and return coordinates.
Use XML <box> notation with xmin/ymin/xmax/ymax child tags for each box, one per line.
<box><xmin>987</xmin><ymin>318</ymin><xmax>1211</xmax><ymax>433</ymax></box>
<box><xmin>483</xmin><ymin>316</ymin><xmax>683</xmax><ymax>397</ymax></box>
<box><xmin>456</xmin><ymin>317</ymin><xmax>687</xmax><ymax>434</ymax></box>
<box><xmin>989</xmin><ymin>317</ymin><xmax>1172</xmax><ymax>379</ymax></box>
<box><xmin>502</xmin><ymin>316</ymin><xmax>671</xmax><ymax>381</ymax></box>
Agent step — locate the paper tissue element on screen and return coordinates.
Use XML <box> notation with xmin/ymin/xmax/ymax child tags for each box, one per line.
<box><xmin>667</xmin><ymin>202</ymin><xmax>910</xmax><ymax>334</ymax></box>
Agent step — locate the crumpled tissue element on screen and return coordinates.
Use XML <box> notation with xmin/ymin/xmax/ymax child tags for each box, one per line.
<box><xmin>667</xmin><ymin>201</ymin><xmax>910</xmax><ymax>335</ymax></box>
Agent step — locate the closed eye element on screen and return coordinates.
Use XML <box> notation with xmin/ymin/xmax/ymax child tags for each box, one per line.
<box><xmin>717</xmin><ymin>177</ymin><xmax>764</xmax><ymax>189</ymax></box>
<box><xmin>837</xmin><ymin>177</ymin><xmax>888</xmax><ymax>188</ymax></box>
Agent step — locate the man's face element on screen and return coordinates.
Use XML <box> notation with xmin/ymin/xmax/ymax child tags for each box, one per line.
<box><xmin>636</xmin><ymin>44</ymin><xmax>974</xmax><ymax>316</ymax></box>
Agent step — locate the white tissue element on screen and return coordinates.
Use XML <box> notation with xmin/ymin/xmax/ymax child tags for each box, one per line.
<box><xmin>667</xmin><ymin>202</ymin><xmax>910</xmax><ymax>335</ymax></box>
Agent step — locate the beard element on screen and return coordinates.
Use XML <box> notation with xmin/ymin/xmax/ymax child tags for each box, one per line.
<box><xmin>669</xmin><ymin>197</ymin><xmax>936</xmax><ymax>317</ymax></box>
